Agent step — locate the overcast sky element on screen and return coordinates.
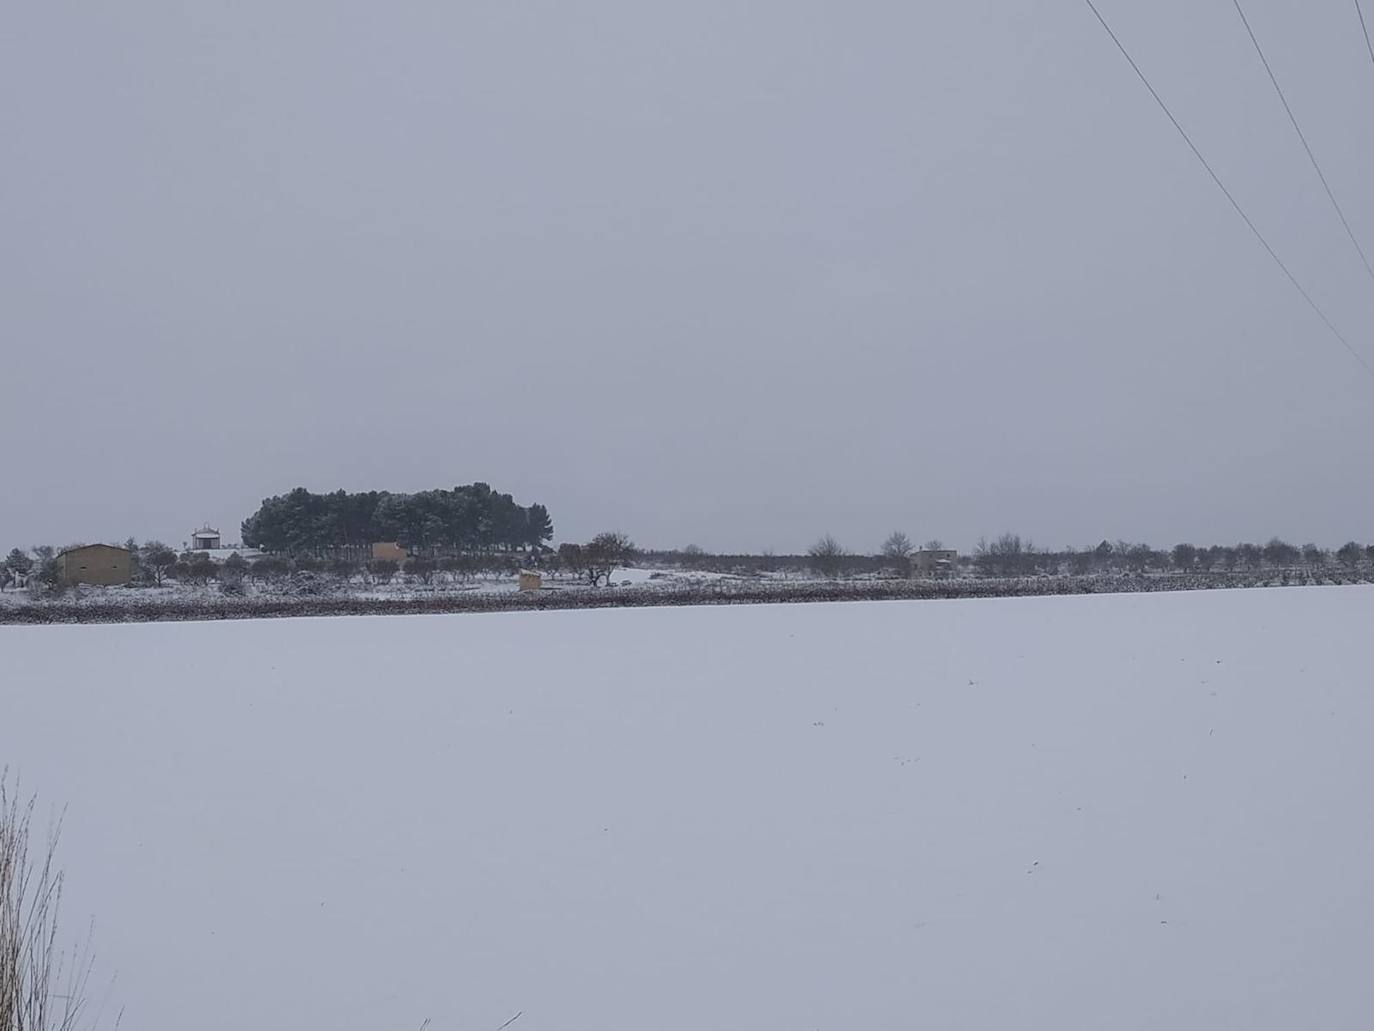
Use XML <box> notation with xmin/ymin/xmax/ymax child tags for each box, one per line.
<box><xmin>4</xmin><ymin>0</ymin><xmax>1374</xmax><ymax>554</ymax></box>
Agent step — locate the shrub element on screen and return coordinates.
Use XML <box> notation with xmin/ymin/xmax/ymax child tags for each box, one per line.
<box><xmin>369</xmin><ymin>559</ymin><xmax>399</xmax><ymax>583</ymax></box>
<box><xmin>438</xmin><ymin>555</ymin><xmax>474</xmax><ymax>581</ymax></box>
<box><xmin>250</xmin><ymin>556</ymin><xmax>290</xmax><ymax>581</ymax></box>
<box><xmin>279</xmin><ymin>571</ymin><xmax>336</xmax><ymax>596</ymax></box>
<box><xmin>807</xmin><ymin>534</ymin><xmax>847</xmax><ymax>579</ymax></box>
<box><xmin>329</xmin><ymin>558</ymin><xmax>358</xmax><ymax>580</ymax></box>
<box><xmin>176</xmin><ymin>554</ymin><xmax>215</xmax><ymax>584</ymax></box>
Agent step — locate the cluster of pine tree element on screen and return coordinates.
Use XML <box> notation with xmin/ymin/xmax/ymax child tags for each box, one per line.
<box><xmin>240</xmin><ymin>484</ymin><xmax>553</xmax><ymax>555</ymax></box>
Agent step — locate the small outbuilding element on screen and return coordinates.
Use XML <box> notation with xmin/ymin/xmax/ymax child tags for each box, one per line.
<box><xmin>57</xmin><ymin>544</ymin><xmax>133</xmax><ymax>586</ymax></box>
<box><xmin>190</xmin><ymin>526</ymin><xmax>221</xmax><ymax>550</ymax></box>
<box><xmin>518</xmin><ymin>569</ymin><xmax>542</xmax><ymax>592</ymax></box>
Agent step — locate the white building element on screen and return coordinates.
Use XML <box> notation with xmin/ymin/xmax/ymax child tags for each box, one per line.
<box><xmin>912</xmin><ymin>548</ymin><xmax>958</xmax><ymax>575</ymax></box>
<box><xmin>190</xmin><ymin>526</ymin><xmax>222</xmax><ymax>550</ymax></box>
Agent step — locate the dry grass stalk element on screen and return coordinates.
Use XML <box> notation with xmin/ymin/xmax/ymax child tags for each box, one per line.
<box><xmin>1</xmin><ymin>775</ymin><xmax>98</xmax><ymax>1031</ymax></box>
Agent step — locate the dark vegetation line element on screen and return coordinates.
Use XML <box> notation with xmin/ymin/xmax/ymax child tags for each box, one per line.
<box><xmin>7</xmin><ymin>531</ymin><xmax>1372</xmax><ymax>593</ymax></box>
<box><xmin>4</xmin><ymin>572</ymin><xmax>1370</xmax><ymax>627</ymax></box>
<box><xmin>240</xmin><ymin>483</ymin><xmax>555</xmax><ymax>554</ymax></box>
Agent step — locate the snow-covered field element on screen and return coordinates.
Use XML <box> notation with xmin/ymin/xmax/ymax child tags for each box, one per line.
<box><xmin>4</xmin><ymin>587</ymin><xmax>1373</xmax><ymax>1030</ymax></box>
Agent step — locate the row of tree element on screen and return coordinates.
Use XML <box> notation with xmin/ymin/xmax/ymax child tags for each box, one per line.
<box><xmin>239</xmin><ymin>483</ymin><xmax>554</xmax><ymax>555</ymax></box>
<box><xmin>638</xmin><ymin>534</ymin><xmax>1374</xmax><ymax>580</ymax></box>
<box><xmin>966</xmin><ymin>535</ymin><xmax>1374</xmax><ymax>578</ymax></box>
<box><xmin>8</xmin><ymin>530</ymin><xmax>1373</xmax><ymax>591</ymax></box>
<box><xmin>0</xmin><ymin>543</ymin><xmax>550</xmax><ymax>593</ymax></box>
<box><xmin>2</xmin><ymin>532</ymin><xmax>642</xmax><ymax>593</ymax></box>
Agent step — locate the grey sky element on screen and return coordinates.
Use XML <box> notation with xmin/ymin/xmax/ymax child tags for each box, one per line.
<box><xmin>4</xmin><ymin>0</ymin><xmax>1373</xmax><ymax>554</ymax></box>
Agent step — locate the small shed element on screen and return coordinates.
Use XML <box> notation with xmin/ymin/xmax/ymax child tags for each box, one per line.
<box><xmin>57</xmin><ymin>544</ymin><xmax>133</xmax><ymax>586</ymax></box>
<box><xmin>371</xmin><ymin>541</ymin><xmax>408</xmax><ymax>564</ymax></box>
<box><xmin>518</xmin><ymin>569</ymin><xmax>542</xmax><ymax>592</ymax></box>
<box><xmin>191</xmin><ymin>527</ymin><xmax>221</xmax><ymax>550</ymax></box>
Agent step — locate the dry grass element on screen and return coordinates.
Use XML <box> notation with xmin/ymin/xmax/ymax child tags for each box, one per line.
<box><xmin>0</xmin><ymin>775</ymin><xmax>103</xmax><ymax>1031</ymax></box>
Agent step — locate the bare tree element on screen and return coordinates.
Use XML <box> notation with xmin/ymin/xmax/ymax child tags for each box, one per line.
<box><xmin>879</xmin><ymin>531</ymin><xmax>912</xmax><ymax>576</ymax></box>
<box><xmin>1263</xmin><ymin>538</ymin><xmax>1300</xmax><ymax>568</ymax></box>
<box><xmin>1336</xmin><ymin>541</ymin><xmax>1364</xmax><ymax>569</ymax></box>
<box><xmin>1066</xmin><ymin>546</ymin><xmax>1092</xmax><ymax>576</ymax></box>
<box><xmin>880</xmin><ymin>531</ymin><xmax>913</xmax><ymax>560</ymax></box>
<box><xmin>975</xmin><ymin>533</ymin><xmax>1028</xmax><ymax>576</ymax></box>
<box><xmin>1124</xmin><ymin>544</ymin><xmax>1155</xmax><ymax>574</ymax></box>
<box><xmin>1</xmin><ymin>776</ymin><xmax>104</xmax><ymax>1031</ymax></box>
<box><xmin>807</xmin><ymin>534</ymin><xmax>847</xmax><ymax>579</ymax></box>
<box><xmin>368</xmin><ymin>558</ymin><xmax>399</xmax><ymax>584</ymax></box>
<box><xmin>438</xmin><ymin>555</ymin><xmax>474</xmax><ymax>584</ymax></box>
<box><xmin>328</xmin><ymin>557</ymin><xmax>358</xmax><ymax>582</ymax></box>
<box><xmin>406</xmin><ymin>557</ymin><xmax>437</xmax><ymax>586</ymax></box>
<box><xmin>1171</xmin><ymin>543</ymin><xmax>1197</xmax><ymax>572</ymax></box>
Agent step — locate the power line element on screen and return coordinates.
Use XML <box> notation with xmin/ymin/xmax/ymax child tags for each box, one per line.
<box><xmin>1358</xmin><ymin>1</ymin><xmax>1374</xmax><ymax>71</ymax></box>
<box><xmin>1232</xmin><ymin>0</ymin><xmax>1374</xmax><ymax>285</ymax></box>
<box><xmin>1081</xmin><ymin>0</ymin><xmax>1374</xmax><ymax>378</ymax></box>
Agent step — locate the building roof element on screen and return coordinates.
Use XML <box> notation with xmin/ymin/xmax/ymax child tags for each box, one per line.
<box><xmin>192</xmin><ymin>529</ymin><xmax>221</xmax><ymax>537</ymax></box>
<box><xmin>57</xmin><ymin>543</ymin><xmax>132</xmax><ymax>557</ymax></box>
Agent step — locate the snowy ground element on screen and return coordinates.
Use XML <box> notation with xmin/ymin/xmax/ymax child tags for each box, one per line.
<box><xmin>4</xmin><ymin>587</ymin><xmax>1374</xmax><ymax>1030</ymax></box>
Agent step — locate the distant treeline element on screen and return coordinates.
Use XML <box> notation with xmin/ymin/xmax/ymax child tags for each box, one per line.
<box><xmin>8</xmin><ymin>569</ymin><xmax>1372</xmax><ymax>625</ymax></box>
<box><xmin>240</xmin><ymin>483</ymin><xmax>553</xmax><ymax>555</ymax></box>
<box><xmin>640</xmin><ymin>535</ymin><xmax>1374</xmax><ymax>579</ymax></box>
<box><xmin>964</xmin><ymin>535</ymin><xmax>1374</xmax><ymax>578</ymax></box>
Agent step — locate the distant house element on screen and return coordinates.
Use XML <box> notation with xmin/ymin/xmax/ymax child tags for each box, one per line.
<box><xmin>371</xmin><ymin>541</ymin><xmax>408</xmax><ymax>564</ymax></box>
<box><xmin>518</xmin><ymin>570</ymin><xmax>542</xmax><ymax>592</ymax></box>
<box><xmin>912</xmin><ymin>548</ymin><xmax>958</xmax><ymax>576</ymax></box>
<box><xmin>57</xmin><ymin>544</ymin><xmax>133</xmax><ymax>586</ymax></box>
<box><xmin>190</xmin><ymin>527</ymin><xmax>221</xmax><ymax>551</ymax></box>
